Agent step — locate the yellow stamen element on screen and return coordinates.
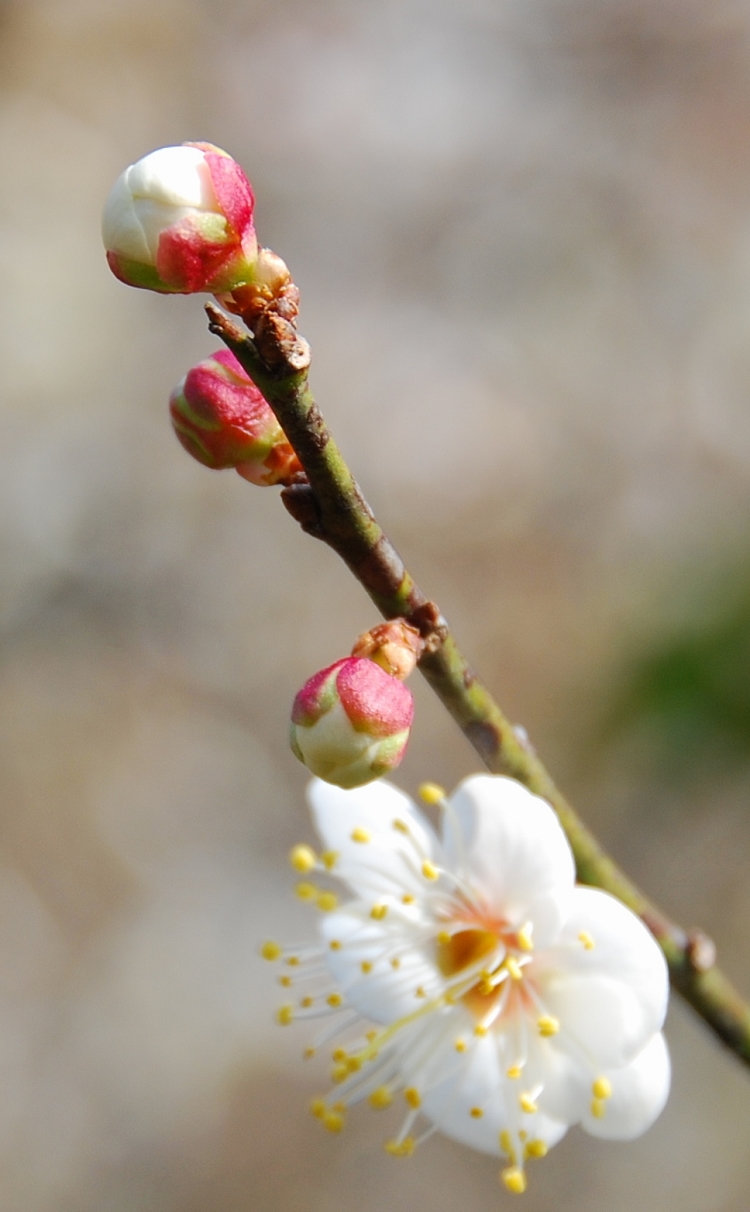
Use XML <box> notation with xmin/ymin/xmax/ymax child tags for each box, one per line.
<box><xmin>391</xmin><ymin>957</ymin><xmax>401</xmax><ymax>969</ymax></box>
<box><xmin>520</xmin><ymin>1093</ymin><xmax>538</xmax><ymax>1114</ymax></box>
<box><xmin>331</xmin><ymin>1063</ymin><xmax>349</xmax><ymax>1083</ymax></box>
<box><xmin>351</xmin><ymin>827</ymin><xmax>371</xmax><ymax>843</ymax></box>
<box><xmin>260</xmin><ymin>940</ymin><xmax>282</xmax><ymax>961</ymax></box>
<box><xmin>455</xmin><ymin>1039</ymin><xmax>467</xmax><ymax>1052</ymax></box>
<box><xmin>329</xmin><ymin>940</ymin><xmax>342</xmax><ymax>951</ymax></box>
<box><xmin>289</xmin><ymin>844</ymin><xmax>317</xmax><ymax>873</ymax></box>
<box><xmin>332</xmin><ymin>1049</ymin><xmax>347</xmax><ymax>1062</ymax></box>
<box><xmin>392</xmin><ymin>818</ymin><xmax>409</xmax><ymax>834</ymax></box>
<box><xmin>578</xmin><ymin>930</ymin><xmax>595</xmax><ymax>951</ymax></box>
<box><xmin>436</xmin><ymin>930</ymin><xmax>452</xmax><ymax>945</ymax></box>
<box><xmin>301</xmin><ymin>996</ymin><xmax>314</xmax><ymax>1008</ymax></box>
<box><xmin>421</xmin><ymin>860</ymin><xmax>439</xmax><ymax>881</ymax></box>
<box><xmin>346</xmin><ymin>1057</ymin><xmax>361</xmax><ymax>1073</ymax></box>
<box><xmin>505</xmin><ymin>957</ymin><xmax>523</xmax><ymax>981</ymax></box>
<box><xmin>365</xmin><ymin>1030</ymin><xmax>378</xmax><ymax>1041</ymax></box>
<box><xmin>499</xmin><ymin>1130</ymin><xmax>516</xmax><ymax>1162</ymax></box>
<box><xmin>537</xmin><ymin>1015</ymin><xmax>560</xmax><ymax>1037</ymax></box>
<box><xmin>506</xmin><ymin>1065</ymin><xmax>522</xmax><ymax>1080</ymax></box>
<box><xmin>278</xmin><ymin>975</ymin><xmax>292</xmax><ymax>988</ymax></box>
<box><xmin>402</xmin><ymin>894</ymin><xmax>415</xmax><ymax>905</ymax></box>
<box><xmin>470</xmin><ymin>1107</ymin><xmax>484</xmax><ymax>1118</ymax></box>
<box><xmin>590</xmin><ymin>1099</ymin><xmax>606</xmax><ymax>1119</ymax></box>
<box><xmin>385</xmin><ymin>1137</ymin><xmax>415</xmax><ymax>1157</ymax></box>
<box><xmin>369</xmin><ymin>1086</ymin><xmax>393</xmax><ymax>1109</ymax></box>
<box><xmin>323</xmin><ymin>1110</ymin><xmax>345</xmax><ymax>1132</ymax></box>
<box><xmin>310</xmin><ymin>1098</ymin><xmax>327</xmax><ymax>1119</ymax></box>
<box><xmin>592</xmin><ymin>1076</ymin><xmax>612</xmax><ymax>1100</ymax></box>
<box><xmin>404</xmin><ymin>1087</ymin><xmax>421</xmax><ymax>1109</ymax></box>
<box><xmin>525</xmin><ymin>1139</ymin><xmax>548</xmax><ymax>1159</ymax></box>
<box><xmin>418</xmin><ymin>782</ymin><xmax>446</xmax><ymax>805</ymax></box>
<box><xmin>285</xmin><ymin>956</ymin><xmax>300</xmax><ymax>967</ymax></box>
<box><xmin>303</xmin><ymin>1046</ymin><xmax>316</xmax><ymax>1059</ymax></box>
<box><xmin>501</xmin><ymin>1167</ymin><xmax>527</xmax><ymax>1194</ymax></box>
<box><xmin>296</xmin><ymin>881</ymin><xmax>317</xmax><ymax>901</ymax></box>
<box><xmin>474</xmin><ymin>1024</ymin><xmax>488</xmax><ymax>1037</ymax></box>
<box><xmin>321</xmin><ymin>850</ymin><xmax>338</xmax><ymax>869</ymax></box>
<box><xmin>361</xmin><ymin>961</ymin><xmax>373</xmax><ymax>974</ymax></box>
<box><xmin>371</xmin><ymin>903</ymin><xmax>388</xmax><ymax>920</ymax></box>
<box><xmin>316</xmin><ymin>891</ymin><xmax>338</xmax><ymax>912</ymax></box>
<box><xmin>517</xmin><ymin>923</ymin><xmax>534</xmax><ymax>952</ymax></box>
<box><xmin>326</xmin><ymin>993</ymin><xmax>343</xmax><ymax>1008</ymax></box>
<box><xmin>276</xmin><ymin>1005</ymin><xmax>294</xmax><ymax>1026</ymax></box>
<box><xmin>415</xmin><ymin>986</ymin><xmax>427</xmax><ymax>998</ymax></box>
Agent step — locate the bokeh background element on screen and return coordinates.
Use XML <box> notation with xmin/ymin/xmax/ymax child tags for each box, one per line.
<box><xmin>1</xmin><ymin>0</ymin><xmax>750</xmax><ymax>1207</ymax></box>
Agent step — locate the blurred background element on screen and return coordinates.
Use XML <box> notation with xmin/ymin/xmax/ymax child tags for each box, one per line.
<box><xmin>1</xmin><ymin>0</ymin><xmax>750</xmax><ymax>1207</ymax></box>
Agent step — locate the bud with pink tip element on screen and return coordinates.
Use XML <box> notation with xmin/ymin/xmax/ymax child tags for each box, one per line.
<box><xmin>169</xmin><ymin>349</ymin><xmax>302</xmax><ymax>485</ymax></box>
<box><xmin>290</xmin><ymin>658</ymin><xmax>414</xmax><ymax>789</ymax></box>
<box><xmin>102</xmin><ymin>143</ymin><xmax>258</xmax><ymax>294</ymax></box>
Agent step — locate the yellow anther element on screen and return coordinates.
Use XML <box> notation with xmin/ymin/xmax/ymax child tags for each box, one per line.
<box><xmin>310</xmin><ymin>1098</ymin><xmax>327</xmax><ymax>1119</ymax></box>
<box><xmin>455</xmin><ymin>1039</ymin><xmax>467</xmax><ymax>1053</ymax></box>
<box><xmin>278</xmin><ymin>975</ymin><xmax>292</xmax><ymax>988</ymax></box>
<box><xmin>303</xmin><ymin>1047</ymin><xmax>316</xmax><ymax>1059</ymax></box>
<box><xmin>578</xmin><ymin>930</ymin><xmax>595</xmax><ymax>951</ymax></box>
<box><xmin>422</xmin><ymin>860</ymin><xmax>439</xmax><ymax>881</ymax></box>
<box><xmin>519</xmin><ymin>1131</ymin><xmax>527</xmax><ymax>1141</ymax></box>
<box><xmin>351</xmin><ymin>827</ymin><xmax>371</xmax><ymax>844</ymax></box>
<box><xmin>260</xmin><ymin>940</ymin><xmax>282</xmax><ymax>961</ymax></box>
<box><xmin>366</xmin><ymin>1030</ymin><xmax>378</xmax><ymax>1041</ymax></box>
<box><xmin>403</xmin><ymin>1087</ymin><xmax>421</xmax><ymax>1109</ymax></box>
<box><xmin>276</xmin><ymin>1005</ymin><xmax>294</xmax><ymax>1026</ymax></box>
<box><xmin>474</xmin><ymin>1024</ymin><xmax>488</xmax><ymax>1037</ymax></box>
<box><xmin>402</xmin><ymin>894</ymin><xmax>416</xmax><ymax>905</ymax></box>
<box><xmin>517</xmin><ymin>923</ymin><xmax>534</xmax><ymax>952</ymax></box>
<box><xmin>385</xmin><ymin>1137</ymin><xmax>415</xmax><ymax>1157</ymax></box>
<box><xmin>418</xmin><ymin>782</ymin><xmax>446</xmax><ymax>805</ymax></box>
<box><xmin>470</xmin><ymin>1107</ymin><xmax>484</xmax><ymax>1118</ymax></box>
<box><xmin>506</xmin><ymin>1065</ymin><xmax>522</xmax><ymax>1080</ymax></box>
<box><xmin>301</xmin><ymin>996</ymin><xmax>314</xmax><ymax>1008</ymax></box>
<box><xmin>371</xmin><ymin>903</ymin><xmax>388</xmax><ymax>920</ymax></box>
<box><xmin>369</xmin><ymin>1086</ymin><xmax>393</xmax><ymax>1109</ymax></box>
<box><xmin>499</xmin><ymin>1130</ymin><xmax>516</xmax><ymax>1162</ymax></box>
<box><xmin>285</xmin><ymin>956</ymin><xmax>300</xmax><ymax>967</ymax></box>
<box><xmin>390</xmin><ymin>957</ymin><xmax>401</xmax><ymax>969</ymax></box>
<box><xmin>590</xmin><ymin>1099</ymin><xmax>606</xmax><ymax>1119</ymax></box>
<box><xmin>592</xmin><ymin>1076</ymin><xmax>612</xmax><ymax>1101</ymax></box>
<box><xmin>519</xmin><ymin>1093</ymin><xmax>538</xmax><ymax>1114</ymax></box>
<box><xmin>415</xmin><ymin>986</ymin><xmax>427</xmax><ymax>998</ymax></box>
<box><xmin>316</xmin><ymin>891</ymin><xmax>338</xmax><ymax>912</ymax></box>
<box><xmin>346</xmin><ymin>1057</ymin><xmax>362</xmax><ymax>1073</ymax></box>
<box><xmin>436</xmin><ymin>930</ymin><xmax>452</xmax><ymax>944</ymax></box>
<box><xmin>537</xmin><ymin>1015</ymin><xmax>560</xmax><ymax>1038</ymax></box>
<box><xmin>392</xmin><ymin>818</ymin><xmax>409</xmax><ymax>834</ymax></box>
<box><xmin>329</xmin><ymin>940</ymin><xmax>342</xmax><ymax>951</ymax></box>
<box><xmin>501</xmin><ymin>1166</ymin><xmax>527</xmax><ymax>1194</ymax></box>
<box><xmin>525</xmin><ymin>1139</ymin><xmax>548</xmax><ymax>1159</ymax></box>
<box><xmin>323</xmin><ymin>1110</ymin><xmax>345</xmax><ymax>1133</ymax></box>
<box><xmin>289</xmin><ymin>844</ymin><xmax>317</xmax><ymax>873</ymax></box>
<box><xmin>331</xmin><ymin>1063</ymin><xmax>349</xmax><ymax>1083</ymax></box>
<box><xmin>331</xmin><ymin>1048</ymin><xmax>346</xmax><ymax>1061</ymax></box>
<box><xmin>478</xmin><ymin>978</ymin><xmax>494</xmax><ymax>996</ymax></box>
<box><xmin>505</xmin><ymin>957</ymin><xmax>523</xmax><ymax>982</ymax></box>
<box><xmin>296</xmin><ymin>881</ymin><xmax>317</xmax><ymax>901</ymax></box>
<box><xmin>327</xmin><ymin>992</ymin><xmax>344</xmax><ymax>1008</ymax></box>
<box><xmin>361</xmin><ymin>960</ymin><xmax>373</xmax><ymax>974</ymax></box>
<box><xmin>321</xmin><ymin>850</ymin><xmax>338</xmax><ymax>870</ymax></box>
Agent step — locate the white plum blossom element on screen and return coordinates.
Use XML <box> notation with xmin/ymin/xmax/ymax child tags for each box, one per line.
<box><xmin>264</xmin><ymin>775</ymin><xmax>670</xmax><ymax>1194</ymax></box>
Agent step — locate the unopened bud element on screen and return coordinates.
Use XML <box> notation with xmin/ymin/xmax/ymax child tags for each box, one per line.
<box><xmin>290</xmin><ymin>657</ymin><xmax>413</xmax><ymax>789</ymax></box>
<box><xmin>102</xmin><ymin>143</ymin><xmax>259</xmax><ymax>294</ymax></box>
<box><xmin>169</xmin><ymin>349</ymin><xmax>302</xmax><ymax>485</ymax></box>
<box><xmin>351</xmin><ymin>620</ymin><xmax>423</xmax><ymax>680</ymax></box>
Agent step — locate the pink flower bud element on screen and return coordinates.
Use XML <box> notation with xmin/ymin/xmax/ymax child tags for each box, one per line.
<box><xmin>102</xmin><ymin>143</ymin><xmax>259</xmax><ymax>294</ymax></box>
<box><xmin>290</xmin><ymin>658</ymin><xmax>414</xmax><ymax>789</ymax></box>
<box><xmin>169</xmin><ymin>349</ymin><xmax>302</xmax><ymax>485</ymax></box>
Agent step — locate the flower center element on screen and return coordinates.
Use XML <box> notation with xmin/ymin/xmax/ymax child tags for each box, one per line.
<box><xmin>436</xmin><ymin>928</ymin><xmax>499</xmax><ymax>978</ymax></box>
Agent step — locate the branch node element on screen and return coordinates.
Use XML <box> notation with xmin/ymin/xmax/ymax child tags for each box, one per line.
<box><xmin>411</xmin><ymin>601</ymin><xmax>449</xmax><ymax>654</ymax></box>
<box><xmin>281</xmin><ymin>481</ymin><xmax>325</xmax><ymax>538</ymax></box>
<box><xmin>687</xmin><ymin>929</ymin><xmax>717</xmax><ymax>974</ymax></box>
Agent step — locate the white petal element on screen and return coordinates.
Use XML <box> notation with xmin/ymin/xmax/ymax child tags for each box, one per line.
<box><xmin>418</xmin><ymin>1025</ymin><xmax>568</xmax><ymax>1156</ymax></box>
<box><xmin>445</xmin><ymin>775</ymin><xmax>575</xmax><ymax>945</ymax></box>
<box><xmin>582</xmin><ymin>1032</ymin><xmax>671</xmax><ymax>1140</ymax></box>
<box><xmin>127</xmin><ymin>145</ymin><xmax>216</xmax><ymax>209</ymax></box>
<box><xmin>535</xmin><ymin>887</ymin><xmax>668</xmax><ymax>1068</ymax></box>
<box><xmin>308</xmin><ymin>778</ymin><xmax>440</xmax><ymax>900</ymax></box>
<box><xmin>320</xmin><ymin>905</ymin><xmax>443</xmax><ymax>1024</ymax></box>
<box><xmin>101</xmin><ymin>171</ymin><xmax>151</xmax><ymax>262</ymax></box>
